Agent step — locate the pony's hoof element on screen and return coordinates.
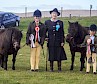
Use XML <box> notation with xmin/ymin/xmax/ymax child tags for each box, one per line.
<box><xmin>12</xmin><ymin>67</ymin><xmax>15</xmax><ymax>70</ymax></box>
<box><xmin>4</xmin><ymin>68</ymin><xmax>7</xmax><ymax>70</ymax></box>
<box><xmin>80</xmin><ymin>69</ymin><xmax>83</xmax><ymax>71</ymax></box>
<box><xmin>70</xmin><ymin>68</ymin><xmax>73</xmax><ymax>70</ymax></box>
<box><xmin>1</xmin><ymin>65</ymin><xmax>4</xmax><ymax>68</ymax></box>
<box><xmin>70</xmin><ymin>66</ymin><xmax>73</xmax><ymax>70</ymax></box>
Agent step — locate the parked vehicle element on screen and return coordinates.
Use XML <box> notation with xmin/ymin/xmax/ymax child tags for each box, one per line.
<box><xmin>0</xmin><ymin>12</ymin><xmax>20</xmax><ymax>29</ymax></box>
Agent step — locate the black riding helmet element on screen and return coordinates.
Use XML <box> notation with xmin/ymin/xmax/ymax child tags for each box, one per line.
<box><xmin>33</xmin><ymin>9</ymin><xmax>42</xmax><ymax>17</ymax></box>
<box><xmin>89</xmin><ymin>24</ymin><xmax>97</xmax><ymax>31</ymax></box>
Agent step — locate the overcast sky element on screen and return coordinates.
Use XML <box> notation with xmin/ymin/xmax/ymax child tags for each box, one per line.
<box><xmin>0</xmin><ymin>0</ymin><xmax>97</xmax><ymax>13</ymax></box>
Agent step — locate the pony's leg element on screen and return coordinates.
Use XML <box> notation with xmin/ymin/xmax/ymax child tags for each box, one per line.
<box><xmin>12</xmin><ymin>52</ymin><xmax>17</xmax><ymax>70</ymax></box>
<box><xmin>1</xmin><ymin>56</ymin><xmax>4</xmax><ymax>68</ymax></box>
<box><xmin>83</xmin><ymin>53</ymin><xmax>86</xmax><ymax>68</ymax></box>
<box><xmin>3</xmin><ymin>55</ymin><xmax>8</xmax><ymax>70</ymax></box>
<box><xmin>70</xmin><ymin>51</ymin><xmax>75</xmax><ymax>70</ymax></box>
<box><xmin>80</xmin><ymin>53</ymin><xmax>85</xmax><ymax>71</ymax></box>
<box><xmin>0</xmin><ymin>55</ymin><xmax>2</xmax><ymax>67</ymax></box>
<box><xmin>0</xmin><ymin>57</ymin><xmax>2</xmax><ymax>68</ymax></box>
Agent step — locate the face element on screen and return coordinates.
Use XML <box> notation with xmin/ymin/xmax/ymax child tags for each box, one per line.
<box><xmin>34</xmin><ymin>16</ymin><xmax>41</xmax><ymax>24</ymax></box>
<box><xmin>12</xmin><ymin>31</ymin><xmax>23</xmax><ymax>51</ymax></box>
<box><xmin>66</xmin><ymin>34</ymin><xmax>76</xmax><ymax>47</ymax></box>
<box><xmin>90</xmin><ymin>30</ymin><xmax>96</xmax><ymax>35</ymax></box>
<box><xmin>66</xmin><ymin>22</ymin><xmax>79</xmax><ymax>47</ymax></box>
<box><xmin>51</xmin><ymin>12</ymin><xmax>58</xmax><ymax>19</ymax></box>
<box><xmin>68</xmin><ymin>22</ymin><xmax>79</xmax><ymax>37</ymax></box>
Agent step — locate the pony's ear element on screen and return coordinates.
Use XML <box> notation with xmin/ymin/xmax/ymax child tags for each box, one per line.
<box><xmin>20</xmin><ymin>30</ymin><xmax>23</xmax><ymax>32</ymax></box>
<box><xmin>68</xmin><ymin>21</ymin><xmax>70</xmax><ymax>24</ymax></box>
<box><xmin>20</xmin><ymin>30</ymin><xmax>23</xmax><ymax>38</ymax></box>
<box><xmin>20</xmin><ymin>30</ymin><xmax>23</xmax><ymax>37</ymax></box>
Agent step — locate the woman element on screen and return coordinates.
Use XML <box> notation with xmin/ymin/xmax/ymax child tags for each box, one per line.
<box><xmin>26</xmin><ymin>9</ymin><xmax>46</xmax><ymax>72</ymax></box>
<box><xmin>45</xmin><ymin>8</ymin><xmax>67</xmax><ymax>72</ymax></box>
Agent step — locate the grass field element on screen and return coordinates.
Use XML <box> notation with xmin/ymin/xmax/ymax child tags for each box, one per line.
<box><xmin>0</xmin><ymin>17</ymin><xmax>97</xmax><ymax>84</ymax></box>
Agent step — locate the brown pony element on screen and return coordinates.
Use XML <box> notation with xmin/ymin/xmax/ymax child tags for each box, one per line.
<box><xmin>0</xmin><ymin>28</ymin><xmax>23</xmax><ymax>70</ymax></box>
<box><xmin>66</xmin><ymin>21</ymin><xmax>89</xmax><ymax>71</ymax></box>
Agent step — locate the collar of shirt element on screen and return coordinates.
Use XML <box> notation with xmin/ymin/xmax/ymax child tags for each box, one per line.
<box><xmin>51</xmin><ymin>18</ymin><xmax>58</xmax><ymax>22</ymax></box>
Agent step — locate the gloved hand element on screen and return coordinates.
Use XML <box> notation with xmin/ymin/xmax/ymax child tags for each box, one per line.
<box><xmin>45</xmin><ymin>38</ymin><xmax>48</xmax><ymax>41</ymax></box>
<box><xmin>61</xmin><ymin>43</ymin><xmax>64</xmax><ymax>47</ymax></box>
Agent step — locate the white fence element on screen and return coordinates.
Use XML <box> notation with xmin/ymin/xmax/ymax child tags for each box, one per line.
<box><xmin>15</xmin><ymin>10</ymin><xmax>97</xmax><ymax>18</ymax></box>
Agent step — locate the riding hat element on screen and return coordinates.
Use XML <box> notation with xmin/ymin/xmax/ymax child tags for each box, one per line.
<box><xmin>90</xmin><ymin>24</ymin><xmax>97</xmax><ymax>31</ymax></box>
<box><xmin>50</xmin><ymin>8</ymin><xmax>60</xmax><ymax>16</ymax></box>
<box><xmin>33</xmin><ymin>9</ymin><xmax>42</xmax><ymax>17</ymax></box>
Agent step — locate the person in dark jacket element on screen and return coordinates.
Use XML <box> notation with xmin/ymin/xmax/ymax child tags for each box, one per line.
<box><xmin>45</xmin><ymin>8</ymin><xmax>67</xmax><ymax>72</ymax></box>
<box><xmin>81</xmin><ymin>24</ymin><xmax>97</xmax><ymax>74</ymax></box>
<box><xmin>26</xmin><ymin>9</ymin><xmax>46</xmax><ymax>72</ymax></box>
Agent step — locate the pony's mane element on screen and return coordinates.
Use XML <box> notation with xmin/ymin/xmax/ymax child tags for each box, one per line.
<box><xmin>78</xmin><ymin>24</ymin><xmax>89</xmax><ymax>35</ymax></box>
<box><xmin>74</xmin><ymin>23</ymin><xmax>89</xmax><ymax>44</ymax></box>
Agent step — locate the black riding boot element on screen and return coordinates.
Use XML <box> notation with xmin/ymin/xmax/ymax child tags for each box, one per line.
<box><xmin>50</xmin><ymin>61</ymin><xmax>53</xmax><ymax>72</ymax></box>
<box><xmin>58</xmin><ymin>61</ymin><xmax>61</xmax><ymax>72</ymax></box>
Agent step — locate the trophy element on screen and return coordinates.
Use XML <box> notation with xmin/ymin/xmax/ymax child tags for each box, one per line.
<box><xmin>29</xmin><ymin>34</ymin><xmax>36</xmax><ymax>48</ymax></box>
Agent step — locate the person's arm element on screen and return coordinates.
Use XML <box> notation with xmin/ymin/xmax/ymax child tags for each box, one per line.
<box><xmin>26</xmin><ymin>23</ymin><xmax>31</xmax><ymax>45</ymax></box>
<box><xmin>60</xmin><ymin>21</ymin><xmax>65</xmax><ymax>46</ymax></box>
<box><xmin>40</xmin><ymin>24</ymin><xmax>47</xmax><ymax>47</ymax></box>
<box><xmin>94</xmin><ymin>37</ymin><xmax>97</xmax><ymax>48</ymax></box>
<box><xmin>44</xmin><ymin>21</ymin><xmax>48</xmax><ymax>41</ymax></box>
<box><xmin>80</xmin><ymin>36</ymin><xmax>87</xmax><ymax>47</ymax></box>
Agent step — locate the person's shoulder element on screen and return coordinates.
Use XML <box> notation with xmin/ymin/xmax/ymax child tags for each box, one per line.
<box><xmin>29</xmin><ymin>21</ymin><xmax>35</xmax><ymax>25</ymax></box>
<box><xmin>39</xmin><ymin>22</ymin><xmax>43</xmax><ymax>25</ymax></box>
<box><xmin>94</xmin><ymin>35</ymin><xmax>97</xmax><ymax>37</ymax></box>
<box><xmin>94</xmin><ymin>35</ymin><xmax>97</xmax><ymax>43</ymax></box>
<box><xmin>85</xmin><ymin>35</ymin><xmax>90</xmax><ymax>37</ymax></box>
<box><xmin>57</xmin><ymin>20</ymin><xmax>63</xmax><ymax>25</ymax></box>
<box><xmin>39</xmin><ymin>22</ymin><xmax>46</xmax><ymax>28</ymax></box>
<box><xmin>94</xmin><ymin>35</ymin><xmax>97</xmax><ymax>39</ymax></box>
<box><xmin>85</xmin><ymin>35</ymin><xmax>90</xmax><ymax>39</ymax></box>
<box><xmin>45</xmin><ymin>20</ymin><xmax>51</xmax><ymax>23</ymax></box>
<box><xmin>57</xmin><ymin>20</ymin><xmax>63</xmax><ymax>23</ymax></box>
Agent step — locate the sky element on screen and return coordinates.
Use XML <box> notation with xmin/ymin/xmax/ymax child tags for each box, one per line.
<box><xmin>0</xmin><ymin>0</ymin><xmax>97</xmax><ymax>13</ymax></box>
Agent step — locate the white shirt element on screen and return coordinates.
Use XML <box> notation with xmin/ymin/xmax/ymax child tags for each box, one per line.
<box><xmin>51</xmin><ymin>18</ymin><xmax>58</xmax><ymax>22</ymax></box>
<box><xmin>90</xmin><ymin>35</ymin><xmax>95</xmax><ymax>44</ymax></box>
<box><xmin>90</xmin><ymin>35</ymin><xmax>95</xmax><ymax>51</ymax></box>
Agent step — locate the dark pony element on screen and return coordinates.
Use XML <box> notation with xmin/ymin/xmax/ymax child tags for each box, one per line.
<box><xmin>0</xmin><ymin>28</ymin><xmax>23</xmax><ymax>70</ymax></box>
<box><xmin>66</xmin><ymin>21</ymin><xmax>89</xmax><ymax>71</ymax></box>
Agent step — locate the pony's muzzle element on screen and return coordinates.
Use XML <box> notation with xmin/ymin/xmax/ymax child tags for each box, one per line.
<box><xmin>66</xmin><ymin>34</ymin><xmax>73</xmax><ymax>43</ymax></box>
<box><xmin>13</xmin><ymin>42</ymin><xmax>20</xmax><ymax>50</ymax></box>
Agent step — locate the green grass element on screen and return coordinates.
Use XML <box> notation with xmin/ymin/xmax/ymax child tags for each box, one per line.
<box><xmin>0</xmin><ymin>17</ymin><xmax>97</xmax><ymax>84</ymax></box>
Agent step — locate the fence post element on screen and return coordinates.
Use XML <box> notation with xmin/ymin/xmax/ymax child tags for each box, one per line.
<box><xmin>25</xmin><ymin>7</ymin><xmax>27</xmax><ymax>18</ymax></box>
<box><xmin>61</xmin><ymin>7</ymin><xmax>63</xmax><ymax>17</ymax></box>
<box><xmin>69</xmin><ymin>14</ymin><xmax>71</xmax><ymax>19</ymax></box>
<box><xmin>90</xmin><ymin>5</ymin><xmax>92</xmax><ymax>17</ymax></box>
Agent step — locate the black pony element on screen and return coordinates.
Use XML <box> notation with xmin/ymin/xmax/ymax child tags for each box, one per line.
<box><xmin>0</xmin><ymin>28</ymin><xmax>23</xmax><ymax>70</ymax></box>
<box><xmin>66</xmin><ymin>21</ymin><xmax>89</xmax><ymax>71</ymax></box>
